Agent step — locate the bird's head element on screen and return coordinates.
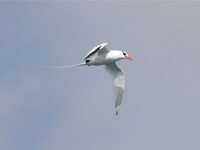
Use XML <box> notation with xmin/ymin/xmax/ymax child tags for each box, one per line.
<box><xmin>122</xmin><ymin>51</ymin><xmax>133</xmax><ymax>60</ymax></box>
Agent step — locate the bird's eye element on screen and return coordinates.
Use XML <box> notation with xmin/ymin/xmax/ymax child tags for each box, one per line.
<box><xmin>122</xmin><ymin>51</ymin><xmax>126</xmax><ymax>56</ymax></box>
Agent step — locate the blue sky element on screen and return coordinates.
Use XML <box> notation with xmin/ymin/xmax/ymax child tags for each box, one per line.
<box><xmin>1</xmin><ymin>2</ymin><xmax>200</xmax><ymax>150</ymax></box>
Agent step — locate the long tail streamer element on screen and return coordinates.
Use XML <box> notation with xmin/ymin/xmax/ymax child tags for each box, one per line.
<box><xmin>19</xmin><ymin>62</ymin><xmax>86</xmax><ymax>68</ymax></box>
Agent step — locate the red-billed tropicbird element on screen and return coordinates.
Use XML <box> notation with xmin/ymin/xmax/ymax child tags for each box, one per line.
<box><xmin>24</xmin><ymin>43</ymin><xmax>132</xmax><ymax>115</ymax></box>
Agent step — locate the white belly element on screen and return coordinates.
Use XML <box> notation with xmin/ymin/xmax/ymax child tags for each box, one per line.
<box><xmin>91</xmin><ymin>55</ymin><xmax>109</xmax><ymax>66</ymax></box>
<box><xmin>89</xmin><ymin>51</ymin><xmax>122</xmax><ymax>66</ymax></box>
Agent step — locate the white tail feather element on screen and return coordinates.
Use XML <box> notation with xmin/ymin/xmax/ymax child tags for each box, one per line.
<box><xmin>19</xmin><ymin>62</ymin><xmax>86</xmax><ymax>68</ymax></box>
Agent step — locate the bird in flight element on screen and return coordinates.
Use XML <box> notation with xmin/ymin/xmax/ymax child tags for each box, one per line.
<box><xmin>24</xmin><ymin>43</ymin><xmax>132</xmax><ymax>115</ymax></box>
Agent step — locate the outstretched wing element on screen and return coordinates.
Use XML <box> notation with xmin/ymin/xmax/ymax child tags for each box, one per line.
<box><xmin>104</xmin><ymin>63</ymin><xmax>124</xmax><ymax>115</ymax></box>
<box><xmin>84</xmin><ymin>43</ymin><xmax>110</xmax><ymax>60</ymax></box>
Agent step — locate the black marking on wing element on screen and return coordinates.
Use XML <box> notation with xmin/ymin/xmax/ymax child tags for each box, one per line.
<box><xmin>84</xmin><ymin>45</ymin><xmax>101</xmax><ymax>60</ymax></box>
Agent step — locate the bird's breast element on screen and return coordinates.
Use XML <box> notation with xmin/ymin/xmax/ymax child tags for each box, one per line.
<box><xmin>90</xmin><ymin>52</ymin><xmax>122</xmax><ymax>66</ymax></box>
<box><xmin>105</xmin><ymin>52</ymin><xmax>122</xmax><ymax>62</ymax></box>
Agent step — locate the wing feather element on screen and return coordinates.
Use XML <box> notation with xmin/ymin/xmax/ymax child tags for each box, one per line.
<box><xmin>104</xmin><ymin>63</ymin><xmax>124</xmax><ymax>115</ymax></box>
<box><xmin>84</xmin><ymin>43</ymin><xmax>109</xmax><ymax>60</ymax></box>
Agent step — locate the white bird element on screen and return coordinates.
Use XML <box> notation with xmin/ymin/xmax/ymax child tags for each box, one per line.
<box><xmin>23</xmin><ymin>43</ymin><xmax>132</xmax><ymax>115</ymax></box>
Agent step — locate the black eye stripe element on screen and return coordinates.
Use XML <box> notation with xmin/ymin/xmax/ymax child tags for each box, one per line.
<box><xmin>122</xmin><ymin>51</ymin><xmax>126</xmax><ymax>55</ymax></box>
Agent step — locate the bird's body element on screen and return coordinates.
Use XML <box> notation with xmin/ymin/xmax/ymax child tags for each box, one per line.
<box><xmin>23</xmin><ymin>43</ymin><xmax>132</xmax><ymax>115</ymax></box>
<box><xmin>82</xmin><ymin>43</ymin><xmax>132</xmax><ymax>115</ymax></box>
<box><xmin>87</xmin><ymin>51</ymin><xmax>125</xmax><ymax>66</ymax></box>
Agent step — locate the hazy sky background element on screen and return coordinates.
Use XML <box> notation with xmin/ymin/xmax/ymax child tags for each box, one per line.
<box><xmin>1</xmin><ymin>2</ymin><xmax>200</xmax><ymax>150</ymax></box>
